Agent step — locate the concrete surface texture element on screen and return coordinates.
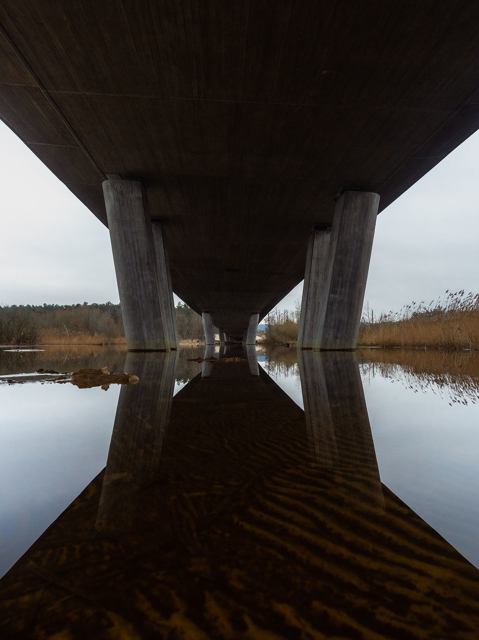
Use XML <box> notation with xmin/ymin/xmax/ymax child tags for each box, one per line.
<box><xmin>2</xmin><ymin>3</ymin><xmax>479</xmax><ymax>337</ymax></box>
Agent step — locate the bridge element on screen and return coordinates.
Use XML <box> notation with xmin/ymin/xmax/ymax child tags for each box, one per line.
<box><xmin>1</xmin><ymin>1</ymin><xmax>479</xmax><ymax>347</ymax></box>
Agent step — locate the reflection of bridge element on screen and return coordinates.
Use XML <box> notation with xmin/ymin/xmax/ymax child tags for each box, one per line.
<box><xmin>2</xmin><ymin>351</ymin><xmax>479</xmax><ymax>637</ymax></box>
<box><xmin>2</xmin><ymin>4</ymin><xmax>479</xmax><ymax>346</ymax></box>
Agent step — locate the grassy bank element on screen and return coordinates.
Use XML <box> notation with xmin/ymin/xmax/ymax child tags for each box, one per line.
<box><xmin>358</xmin><ymin>292</ymin><xmax>479</xmax><ymax>350</ymax></box>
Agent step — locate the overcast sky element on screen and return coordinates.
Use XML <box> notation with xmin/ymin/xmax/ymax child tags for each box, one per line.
<box><xmin>1</xmin><ymin>118</ymin><xmax>479</xmax><ymax>317</ymax></box>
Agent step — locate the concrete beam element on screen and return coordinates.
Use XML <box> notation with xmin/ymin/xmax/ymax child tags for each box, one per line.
<box><xmin>298</xmin><ymin>225</ymin><xmax>332</xmax><ymax>349</ymax></box>
<box><xmin>245</xmin><ymin>313</ymin><xmax>259</xmax><ymax>344</ymax></box>
<box><xmin>321</xmin><ymin>191</ymin><xmax>379</xmax><ymax>350</ymax></box>
<box><xmin>151</xmin><ymin>221</ymin><xmax>178</xmax><ymax>350</ymax></box>
<box><xmin>202</xmin><ymin>312</ymin><xmax>215</xmax><ymax>345</ymax></box>
<box><xmin>103</xmin><ymin>179</ymin><xmax>169</xmax><ymax>351</ymax></box>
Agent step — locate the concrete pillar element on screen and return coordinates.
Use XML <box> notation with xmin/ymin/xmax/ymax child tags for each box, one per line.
<box><xmin>297</xmin><ymin>350</ymin><xmax>384</xmax><ymax>511</ymax></box>
<box><xmin>298</xmin><ymin>225</ymin><xmax>332</xmax><ymax>349</ymax></box>
<box><xmin>151</xmin><ymin>221</ymin><xmax>178</xmax><ymax>349</ymax></box>
<box><xmin>218</xmin><ymin>329</ymin><xmax>225</xmax><ymax>344</ymax></box>
<box><xmin>321</xmin><ymin>191</ymin><xmax>379</xmax><ymax>350</ymax></box>
<box><xmin>103</xmin><ymin>178</ymin><xmax>168</xmax><ymax>351</ymax></box>
<box><xmin>96</xmin><ymin>351</ymin><xmax>177</xmax><ymax>533</ymax></box>
<box><xmin>202</xmin><ymin>312</ymin><xmax>215</xmax><ymax>345</ymax></box>
<box><xmin>245</xmin><ymin>313</ymin><xmax>259</xmax><ymax>344</ymax></box>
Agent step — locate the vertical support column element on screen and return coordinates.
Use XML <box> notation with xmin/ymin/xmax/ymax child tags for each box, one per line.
<box><xmin>298</xmin><ymin>225</ymin><xmax>332</xmax><ymax>349</ymax></box>
<box><xmin>245</xmin><ymin>313</ymin><xmax>259</xmax><ymax>344</ymax></box>
<box><xmin>218</xmin><ymin>329</ymin><xmax>225</xmax><ymax>344</ymax></box>
<box><xmin>103</xmin><ymin>178</ymin><xmax>168</xmax><ymax>351</ymax></box>
<box><xmin>321</xmin><ymin>191</ymin><xmax>379</xmax><ymax>350</ymax></box>
<box><xmin>202</xmin><ymin>312</ymin><xmax>215</xmax><ymax>345</ymax></box>
<box><xmin>151</xmin><ymin>221</ymin><xmax>178</xmax><ymax>349</ymax></box>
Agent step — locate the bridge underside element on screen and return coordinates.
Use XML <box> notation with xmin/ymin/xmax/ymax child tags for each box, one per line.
<box><xmin>2</xmin><ymin>1</ymin><xmax>479</xmax><ymax>342</ymax></box>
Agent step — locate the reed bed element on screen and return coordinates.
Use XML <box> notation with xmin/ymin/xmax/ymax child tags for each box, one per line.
<box><xmin>39</xmin><ymin>331</ymin><xmax>126</xmax><ymax>346</ymax></box>
<box><xmin>358</xmin><ymin>347</ymin><xmax>479</xmax><ymax>406</ymax></box>
<box><xmin>358</xmin><ymin>291</ymin><xmax>479</xmax><ymax>350</ymax></box>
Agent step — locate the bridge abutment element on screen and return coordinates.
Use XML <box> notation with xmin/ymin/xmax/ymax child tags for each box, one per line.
<box><xmin>298</xmin><ymin>191</ymin><xmax>379</xmax><ymax>350</ymax></box>
<box><xmin>103</xmin><ymin>178</ymin><xmax>173</xmax><ymax>351</ymax></box>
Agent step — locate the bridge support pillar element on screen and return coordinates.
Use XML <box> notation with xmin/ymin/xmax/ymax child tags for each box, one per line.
<box><xmin>321</xmin><ymin>191</ymin><xmax>379</xmax><ymax>350</ymax></box>
<box><xmin>152</xmin><ymin>221</ymin><xmax>178</xmax><ymax>349</ymax></box>
<box><xmin>218</xmin><ymin>329</ymin><xmax>225</xmax><ymax>344</ymax></box>
<box><xmin>103</xmin><ymin>178</ymin><xmax>169</xmax><ymax>351</ymax></box>
<box><xmin>298</xmin><ymin>191</ymin><xmax>379</xmax><ymax>350</ymax></box>
<box><xmin>298</xmin><ymin>225</ymin><xmax>332</xmax><ymax>349</ymax></box>
<box><xmin>244</xmin><ymin>313</ymin><xmax>259</xmax><ymax>344</ymax></box>
<box><xmin>202</xmin><ymin>312</ymin><xmax>215</xmax><ymax>344</ymax></box>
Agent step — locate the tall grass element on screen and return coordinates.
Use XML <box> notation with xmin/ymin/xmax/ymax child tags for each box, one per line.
<box><xmin>358</xmin><ymin>347</ymin><xmax>479</xmax><ymax>406</ymax></box>
<box><xmin>359</xmin><ymin>291</ymin><xmax>479</xmax><ymax>350</ymax></box>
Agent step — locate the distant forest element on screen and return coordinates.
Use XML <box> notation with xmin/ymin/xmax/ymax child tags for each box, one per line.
<box><xmin>0</xmin><ymin>301</ymin><xmax>205</xmax><ymax>345</ymax></box>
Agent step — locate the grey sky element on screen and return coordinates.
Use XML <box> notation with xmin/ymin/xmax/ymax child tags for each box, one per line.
<box><xmin>1</xmin><ymin>119</ymin><xmax>479</xmax><ymax>316</ymax></box>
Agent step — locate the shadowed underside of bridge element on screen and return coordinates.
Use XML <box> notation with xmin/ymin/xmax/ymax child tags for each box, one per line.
<box><xmin>2</xmin><ymin>1</ymin><xmax>479</xmax><ymax>337</ymax></box>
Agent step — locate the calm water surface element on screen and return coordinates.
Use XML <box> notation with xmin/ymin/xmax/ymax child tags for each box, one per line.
<box><xmin>2</xmin><ymin>343</ymin><xmax>479</xmax><ymax>637</ymax></box>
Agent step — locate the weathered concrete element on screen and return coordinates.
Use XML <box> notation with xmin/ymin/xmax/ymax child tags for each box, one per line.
<box><xmin>298</xmin><ymin>225</ymin><xmax>332</xmax><ymax>349</ymax></box>
<box><xmin>3</xmin><ymin>5</ymin><xmax>479</xmax><ymax>325</ymax></box>
<box><xmin>245</xmin><ymin>313</ymin><xmax>259</xmax><ymax>344</ymax></box>
<box><xmin>202</xmin><ymin>312</ymin><xmax>215</xmax><ymax>345</ymax></box>
<box><xmin>320</xmin><ymin>191</ymin><xmax>379</xmax><ymax>350</ymax></box>
<box><xmin>297</xmin><ymin>350</ymin><xmax>384</xmax><ymax>511</ymax></box>
<box><xmin>151</xmin><ymin>221</ymin><xmax>178</xmax><ymax>350</ymax></box>
<box><xmin>103</xmin><ymin>178</ymin><xmax>169</xmax><ymax>351</ymax></box>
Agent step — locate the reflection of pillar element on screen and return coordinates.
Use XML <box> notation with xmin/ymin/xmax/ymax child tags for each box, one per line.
<box><xmin>243</xmin><ymin>344</ymin><xmax>260</xmax><ymax>376</ymax></box>
<box><xmin>321</xmin><ymin>191</ymin><xmax>379</xmax><ymax>350</ymax></box>
<box><xmin>96</xmin><ymin>351</ymin><xmax>177</xmax><ymax>533</ymax></box>
<box><xmin>202</xmin><ymin>312</ymin><xmax>215</xmax><ymax>345</ymax></box>
<box><xmin>298</xmin><ymin>350</ymin><xmax>384</xmax><ymax>511</ymax></box>
<box><xmin>218</xmin><ymin>329</ymin><xmax>225</xmax><ymax>344</ymax></box>
<box><xmin>245</xmin><ymin>313</ymin><xmax>259</xmax><ymax>345</ymax></box>
<box><xmin>103</xmin><ymin>178</ymin><xmax>168</xmax><ymax>351</ymax></box>
<box><xmin>298</xmin><ymin>225</ymin><xmax>331</xmax><ymax>349</ymax></box>
<box><xmin>151</xmin><ymin>221</ymin><xmax>178</xmax><ymax>349</ymax></box>
<box><xmin>219</xmin><ymin>344</ymin><xmax>225</xmax><ymax>359</ymax></box>
<box><xmin>202</xmin><ymin>343</ymin><xmax>215</xmax><ymax>378</ymax></box>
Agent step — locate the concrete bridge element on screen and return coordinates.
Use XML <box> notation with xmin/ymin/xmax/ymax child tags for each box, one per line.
<box><xmin>1</xmin><ymin>1</ymin><xmax>479</xmax><ymax>348</ymax></box>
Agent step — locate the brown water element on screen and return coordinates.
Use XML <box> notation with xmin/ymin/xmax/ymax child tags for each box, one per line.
<box><xmin>1</xmin><ymin>344</ymin><xmax>479</xmax><ymax>638</ymax></box>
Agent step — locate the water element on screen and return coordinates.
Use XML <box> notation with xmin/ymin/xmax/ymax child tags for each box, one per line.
<box><xmin>2</xmin><ymin>344</ymin><xmax>479</xmax><ymax>636</ymax></box>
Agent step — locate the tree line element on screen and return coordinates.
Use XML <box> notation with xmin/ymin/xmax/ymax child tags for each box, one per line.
<box><xmin>0</xmin><ymin>301</ymin><xmax>207</xmax><ymax>345</ymax></box>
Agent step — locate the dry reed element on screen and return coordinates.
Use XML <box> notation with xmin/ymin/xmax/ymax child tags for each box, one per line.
<box><xmin>39</xmin><ymin>330</ymin><xmax>126</xmax><ymax>346</ymax></box>
<box><xmin>358</xmin><ymin>347</ymin><xmax>479</xmax><ymax>406</ymax></box>
<box><xmin>358</xmin><ymin>291</ymin><xmax>479</xmax><ymax>350</ymax></box>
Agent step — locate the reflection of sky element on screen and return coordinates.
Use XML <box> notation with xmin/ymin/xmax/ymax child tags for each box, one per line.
<box><xmin>4</xmin><ymin>347</ymin><xmax>479</xmax><ymax>579</ymax></box>
<box><xmin>361</xmin><ymin>374</ymin><xmax>479</xmax><ymax>568</ymax></box>
<box><xmin>259</xmin><ymin>361</ymin><xmax>303</xmax><ymax>408</ymax></box>
<box><xmin>0</xmin><ymin>383</ymin><xmax>119</xmax><ymax>577</ymax></box>
<box><xmin>263</xmin><ymin>353</ymin><xmax>479</xmax><ymax>569</ymax></box>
